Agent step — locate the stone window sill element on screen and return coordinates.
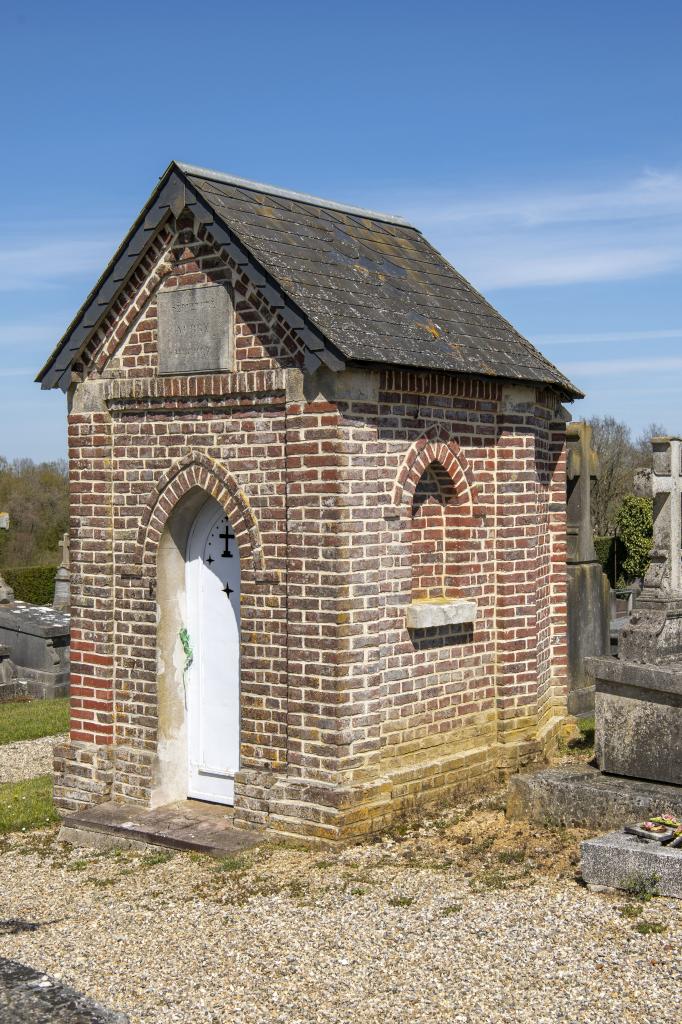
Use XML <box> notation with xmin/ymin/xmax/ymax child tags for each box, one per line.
<box><xmin>405</xmin><ymin>599</ymin><xmax>477</xmax><ymax>630</ymax></box>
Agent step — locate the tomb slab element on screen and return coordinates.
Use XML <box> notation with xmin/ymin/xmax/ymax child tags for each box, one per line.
<box><xmin>581</xmin><ymin>830</ymin><xmax>682</xmax><ymax>899</ymax></box>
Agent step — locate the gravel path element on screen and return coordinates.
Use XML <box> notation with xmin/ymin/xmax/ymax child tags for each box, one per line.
<box><xmin>0</xmin><ymin>798</ymin><xmax>680</xmax><ymax>1024</ymax></box>
<box><xmin>0</xmin><ymin>735</ymin><xmax>67</xmax><ymax>784</ymax></box>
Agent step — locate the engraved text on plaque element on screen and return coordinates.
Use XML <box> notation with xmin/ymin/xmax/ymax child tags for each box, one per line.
<box><xmin>157</xmin><ymin>283</ymin><xmax>232</xmax><ymax>374</ymax></box>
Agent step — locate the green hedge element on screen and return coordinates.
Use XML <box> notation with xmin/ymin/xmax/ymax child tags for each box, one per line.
<box><xmin>1</xmin><ymin>565</ymin><xmax>58</xmax><ymax>606</ymax></box>
<box><xmin>594</xmin><ymin>536</ymin><xmax>626</xmax><ymax>587</ymax></box>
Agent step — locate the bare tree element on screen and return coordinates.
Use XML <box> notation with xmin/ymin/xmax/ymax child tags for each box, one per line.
<box><xmin>588</xmin><ymin>416</ymin><xmax>638</xmax><ymax>535</ymax></box>
<box><xmin>0</xmin><ymin>458</ymin><xmax>68</xmax><ymax>568</ymax></box>
<box><xmin>634</xmin><ymin>422</ymin><xmax>669</xmax><ymax>469</ymax></box>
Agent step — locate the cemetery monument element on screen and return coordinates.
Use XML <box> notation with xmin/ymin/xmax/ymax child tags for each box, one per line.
<box><xmin>565</xmin><ymin>421</ymin><xmax>610</xmax><ymax>715</ymax></box>
<box><xmin>37</xmin><ymin>161</ymin><xmax>581</xmax><ymax>843</ymax></box>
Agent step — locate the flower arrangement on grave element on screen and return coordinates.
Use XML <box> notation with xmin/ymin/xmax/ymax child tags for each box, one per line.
<box><xmin>624</xmin><ymin>813</ymin><xmax>682</xmax><ymax>847</ymax></box>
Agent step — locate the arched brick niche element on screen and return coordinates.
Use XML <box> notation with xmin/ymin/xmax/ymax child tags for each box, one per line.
<box><xmin>411</xmin><ymin>461</ymin><xmax>456</xmax><ymax>600</ymax></box>
<box><xmin>394</xmin><ymin>435</ymin><xmax>478</xmax><ymax>631</ymax></box>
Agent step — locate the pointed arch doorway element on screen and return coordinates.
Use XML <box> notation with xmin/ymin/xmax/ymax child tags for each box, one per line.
<box><xmin>185</xmin><ymin>497</ymin><xmax>241</xmax><ymax>805</ymax></box>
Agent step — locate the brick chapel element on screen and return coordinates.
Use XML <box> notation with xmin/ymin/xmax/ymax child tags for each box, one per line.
<box><xmin>38</xmin><ymin>162</ymin><xmax>581</xmax><ymax>842</ymax></box>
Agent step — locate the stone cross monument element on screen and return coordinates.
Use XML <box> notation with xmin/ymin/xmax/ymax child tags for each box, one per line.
<box><xmin>565</xmin><ymin>422</ymin><xmax>610</xmax><ymax>714</ymax></box>
<box><xmin>635</xmin><ymin>436</ymin><xmax>682</xmax><ymax>594</ymax></box>
<box><xmin>0</xmin><ymin>513</ymin><xmax>13</xmax><ymax>606</ymax></box>
<box><xmin>585</xmin><ymin>434</ymin><xmax>682</xmax><ymax>787</ymax></box>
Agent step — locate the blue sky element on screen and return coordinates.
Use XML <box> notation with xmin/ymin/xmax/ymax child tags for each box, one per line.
<box><xmin>1</xmin><ymin>0</ymin><xmax>680</xmax><ymax>460</ymax></box>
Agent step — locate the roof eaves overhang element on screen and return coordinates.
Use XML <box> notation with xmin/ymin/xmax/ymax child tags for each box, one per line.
<box><xmin>36</xmin><ymin>162</ymin><xmax>344</xmax><ymax>391</ymax></box>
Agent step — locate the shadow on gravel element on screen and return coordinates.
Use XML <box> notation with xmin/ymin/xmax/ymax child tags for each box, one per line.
<box><xmin>0</xmin><ymin>957</ymin><xmax>129</xmax><ymax>1023</ymax></box>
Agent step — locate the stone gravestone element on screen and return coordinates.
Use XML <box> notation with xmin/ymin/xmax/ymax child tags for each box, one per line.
<box><xmin>565</xmin><ymin>422</ymin><xmax>610</xmax><ymax>715</ymax></box>
<box><xmin>53</xmin><ymin>531</ymin><xmax>70</xmax><ymax>612</ymax></box>
<box><xmin>0</xmin><ymin>513</ymin><xmax>17</xmax><ymax>697</ymax></box>
<box><xmin>157</xmin><ymin>283</ymin><xmax>233</xmax><ymax>375</ymax></box>
<box><xmin>588</xmin><ymin>435</ymin><xmax>682</xmax><ymax>785</ymax></box>
<box><xmin>0</xmin><ymin>513</ymin><xmax>70</xmax><ymax>699</ymax></box>
<box><xmin>0</xmin><ymin>513</ymin><xmax>13</xmax><ymax>605</ymax></box>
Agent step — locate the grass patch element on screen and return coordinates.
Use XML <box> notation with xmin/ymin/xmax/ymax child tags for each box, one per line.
<box><xmin>0</xmin><ymin>698</ymin><xmax>69</xmax><ymax>745</ymax></box>
<box><xmin>0</xmin><ymin>775</ymin><xmax>58</xmax><ymax>834</ymax></box>
<box><xmin>388</xmin><ymin>895</ymin><xmax>414</xmax><ymax>907</ymax></box>
<box><xmin>634</xmin><ymin>920</ymin><xmax>666</xmax><ymax>935</ymax></box>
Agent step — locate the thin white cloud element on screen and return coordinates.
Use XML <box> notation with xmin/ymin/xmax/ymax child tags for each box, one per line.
<box><xmin>0</xmin><ymin>238</ymin><xmax>115</xmax><ymax>292</ymax></box>
<box><xmin>540</xmin><ymin>328</ymin><xmax>682</xmax><ymax>345</ymax></box>
<box><xmin>564</xmin><ymin>356</ymin><xmax>682</xmax><ymax>377</ymax></box>
<box><xmin>406</xmin><ymin>170</ymin><xmax>682</xmax><ymax>229</ymax></box>
<box><xmin>0</xmin><ymin>320</ymin><xmax>69</xmax><ymax>347</ymax></box>
<box><xmin>391</xmin><ymin>168</ymin><xmax>682</xmax><ymax>289</ymax></box>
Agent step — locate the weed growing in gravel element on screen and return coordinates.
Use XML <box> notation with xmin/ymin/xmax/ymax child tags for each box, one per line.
<box><xmin>66</xmin><ymin>859</ymin><xmax>89</xmax><ymax>872</ymax></box>
<box><xmin>286</xmin><ymin>879</ymin><xmax>308</xmax><ymax>900</ymax></box>
<box><xmin>619</xmin><ymin>903</ymin><xmax>643</xmax><ymax>919</ymax></box>
<box><xmin>314</xmin><ymin>859</ymin><xmax>337</xmax><ymax>870</ymax></box>
<box><xmin>215</xmin><ymin>854</ymin><xmax>250</xmax><ymax>874</ymax></box>
<box><xmin>388</xmin><ymin>895</ymin><xmax>414</xmax><ymax>907</ymax></box>
<box><xmin>140</xmin><ymin>850</ymin><xmax>175</xmax><ymax>867</ymax></box>
<box><xmin>442</xmin><ymin>904</ymin><xmax>462</xmax><ymax>916</ymax></box>
<box><xmin>623</xmin><ymin>872</ymin><xmax>660</xmax><ymax>901</ymax></box>
<box><xmin>634</xmin><ymin>920</ymin><xmax>666</xmax><ymax>935</ymax></box>
<box><xmin>475</xmin><ymin>869</ymin><xmax>508</xmax><ymax>891</ymax></box>
<box><xmin>497</xmin><ymin>849</ymin><xmax>526</xmax><ymax>865</ymax></box>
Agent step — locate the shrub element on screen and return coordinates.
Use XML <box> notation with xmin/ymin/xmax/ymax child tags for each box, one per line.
<box><xmin>594</xmin><ymin>536</ymin><xmax>626</xmax><ymax>586</ymax></box>
<box><xmin>616</xmin><ymin>496</ymin><xmax>653</xmax><ymax>581</ymax></box>
<box><xmin>0</xmin><ymin>565</ymin><xmax>58</xmax><ymax>605</ymax></box>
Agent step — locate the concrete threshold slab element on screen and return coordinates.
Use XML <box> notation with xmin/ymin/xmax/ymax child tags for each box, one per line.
<box><xmin>507</xmin><ymin>763</ymin><xmax>682</xmax><ymax>829</ymax></box>
<box><xmin>59</xmin><ymin>800</ymin><xmax>262</xmax><ymax>858</ymax></box>
<box><xmin>582</xmin><ymin>831</ymin><xmax>682</xmax><ymax>898</ymax></box>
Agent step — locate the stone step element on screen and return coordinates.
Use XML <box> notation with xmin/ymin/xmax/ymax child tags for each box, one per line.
<box><xmin>60</xmin><ymin>800</ymin><xmax>262</xmax><ymax>858</ymax></box>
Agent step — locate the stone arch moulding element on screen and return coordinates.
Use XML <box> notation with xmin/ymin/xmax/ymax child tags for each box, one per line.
<box><xmin>389</xmin><ymin>427</ymin><xmax>477</xmax><ymax>521</ymax></box>
<box><xmin>133</xmin><ymin>451</ymin><xmax>265</xmax><ymax>577</ymax></box>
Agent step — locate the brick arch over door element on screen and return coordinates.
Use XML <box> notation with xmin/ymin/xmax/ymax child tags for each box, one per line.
<box><xmin>135</xmin><ymin>451</ymin><xmax>265</xmax><ymax>575</ymax></box>
<box><xmin>391</xmin><ymin>429</ymin><xmax>477</xmax><ymax>519</ymax></box>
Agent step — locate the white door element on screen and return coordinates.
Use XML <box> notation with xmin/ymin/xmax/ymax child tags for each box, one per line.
<box><xmin>185</xmin><ymin>497</ymin><xmax>240</xmax><ymax>804</ymax></box>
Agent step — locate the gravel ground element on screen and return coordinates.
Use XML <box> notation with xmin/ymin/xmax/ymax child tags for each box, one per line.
<box><xmin>0</xmin><ymin>735</ymin><xmax>67</xmax><ymax>784</ymax></box>
<box><xmin>0</xmin><ymin>794</ymin><xmax>680</xmax><ymax>1024</ymax></box>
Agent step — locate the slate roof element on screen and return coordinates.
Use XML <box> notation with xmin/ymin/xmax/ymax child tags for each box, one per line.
<box><xmin>37</xmin><ymin>162</ymin><xmax>581</xmax><ymax>398</ymax></box>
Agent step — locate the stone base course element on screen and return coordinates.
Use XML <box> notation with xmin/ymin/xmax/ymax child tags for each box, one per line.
<box><xmin>507</xmin><ymin>763</ymin><xmax>682</xmax><ymax>830</ymax></box>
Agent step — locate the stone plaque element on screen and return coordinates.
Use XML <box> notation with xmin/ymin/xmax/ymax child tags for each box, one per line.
<box><xmin>157</xmin><ymin>283</ymin><xmax>233</xmax><ymax>375</ymax></box>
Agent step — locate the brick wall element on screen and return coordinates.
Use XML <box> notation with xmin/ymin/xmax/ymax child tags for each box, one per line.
<box><xmin>55</xmin><ymin>215</ymin><xmax>570</xmax><ymax>839</ymax></box>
